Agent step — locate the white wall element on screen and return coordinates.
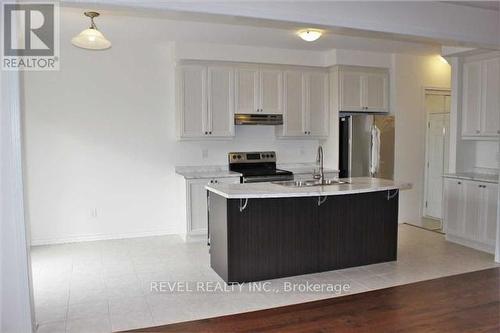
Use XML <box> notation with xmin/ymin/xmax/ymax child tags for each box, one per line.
<box><xmin>24</xmin><ymin>8</ymin><xmax>322</xmax><ymax>245</ymax></box>
<box><xmin>475</xmin><ymin>141</ymin><xmax>500</xmax><ymax>170</ymax></box>
<box><xmin>391</xmin><ymin>54</ymin><xmax>451</xmax><ymax>224</ymax></box>
<box><xmin>24</xmin><ymin>8</ymin><xmax>452</xmax><ymax>244</ymax></box>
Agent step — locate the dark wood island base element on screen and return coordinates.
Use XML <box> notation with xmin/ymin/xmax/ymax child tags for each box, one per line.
<box><xmin>209</xmin><ymin>190</ymin><xmax>399</xmax><ymax>283</ymax></box>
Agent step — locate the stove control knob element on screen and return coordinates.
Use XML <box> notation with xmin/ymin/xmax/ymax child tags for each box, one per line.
<box><xmin>237</xmin><ymin>155</ymin><xmax>242</xmax><ymax>159</ymax></box>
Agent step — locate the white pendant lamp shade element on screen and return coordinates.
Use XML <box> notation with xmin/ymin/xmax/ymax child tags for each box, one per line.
<box><xmin>71</xmin><ymin>12</ymin><xmax>111</xmax><ymax>50</ymax></box>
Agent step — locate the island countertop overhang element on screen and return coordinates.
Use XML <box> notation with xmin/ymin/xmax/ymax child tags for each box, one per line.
<box><xmin>205</xmin><ymin>177</ymin><xmax>412</xmax><ymax>199</ymax></box>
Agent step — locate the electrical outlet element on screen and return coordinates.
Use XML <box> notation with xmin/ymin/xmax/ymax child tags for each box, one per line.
<box><xmin>202</xmin><ymin>148</ymin><xmax>209</xmax><ymax>159</ymax></box>
<box><xmin>90</xmin><ymin>208</ymin><xmax>98</xmax><ymax>218</ymax></box>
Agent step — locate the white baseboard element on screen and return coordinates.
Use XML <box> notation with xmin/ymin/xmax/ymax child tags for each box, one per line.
<box><xmin>445</xmin><ymin>234</ymin><xmax>495</xmax><ymax>254</ymax></box>
<box><xmin>31</xmin><ymin>229</ymin><xmax>180</xmax><ymax>246</ymax></box>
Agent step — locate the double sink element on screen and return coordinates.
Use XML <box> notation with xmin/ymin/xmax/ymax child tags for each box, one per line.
<box><xmin>273</xmin><ymin>179</ymin><xmax>350</xmax><ymax>187</ymax></box>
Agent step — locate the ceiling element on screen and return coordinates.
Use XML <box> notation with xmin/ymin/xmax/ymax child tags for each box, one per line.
<box><xmin>69</xmin><ymin>6</ymin><xmax>441</xmax><ymax>56</ymax></box>
<box><xmin>444</xmin><ymin>1</ymin><xmax>500</xmax><ymax>11</ymax></box>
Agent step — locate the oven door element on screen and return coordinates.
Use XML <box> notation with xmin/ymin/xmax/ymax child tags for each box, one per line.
<box><xmin>242</xmin><ymin>174</ymin><xmax>294</xmax><ymax>183</ymax></box>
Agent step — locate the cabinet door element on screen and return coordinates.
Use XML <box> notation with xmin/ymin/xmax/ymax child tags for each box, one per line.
<box><xmin>188</xmin><ymin>179</ymin><xmax>210</xmax><ymax>234</ymax></box>
<box><xmin>282</xmin><ymin>70</ymin><xmax>307</xmax><ymax>136</ymax></box>
<box><xmin>463</xmin><ymin>181</ymin><xmax>482</xmax><ymax>241</ymax></box>
<box><xmin>260</xmin><ymin>68</ymin><xmax>283</xmax><ymax>114</ymax></box>
<box><xmin>443</xmin><ymin>179</ymin><xmax>465</xmax><ymax>236</ymax></box>
<box><xmin>481</xmin><ymin>183</ymin><xmax>498</xmax><ymax>246</ymax></box>
<box><xmin>462</xmin><ymin>61</ymin><xmax>482</xmax><ymax>136</ymax></box>
<box><xmin>207</xmin><ymin>66</ymin><xmax>234</xmax><ymax>137</ymax></box>
<box><xmin>305</xmin><ymin>72</ymin><xmax>329</xmax><ymax>137</ymax></box>
<box><xmin>363</xmin><ymin>72</ymin><xmax>388</xmax><ymax>112</ymax></box>
<box><xmin>339</xmin><ymin>71</ymin><xmax>363</xmax><ymax>111</ymax></box>
<box><xmin>178</xmin><ymin>65</ymin><xmax>207</xmax><ymax>138</ymax></box>
<box><xmin>235</xmin><ymin>67</ymin><xmax>259</xmax><ymax>114</ymax></box>
<box><xmin>481</xmin><ymin>58</ymin><xmax>500</xmax><ymax>136</ymax></box>
<box><xmin>188</xmin><ymin>177</ymin><xmax>239</xmax><ymax>235</ymax></box>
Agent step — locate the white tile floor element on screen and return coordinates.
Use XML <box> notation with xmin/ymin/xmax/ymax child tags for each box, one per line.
<box><xmin>32</xmin><ymin>224</ymin><xmax>498</xmax><ymax>333</ymax></box>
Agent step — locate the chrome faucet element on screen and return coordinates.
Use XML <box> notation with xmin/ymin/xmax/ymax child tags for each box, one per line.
<box><xmin>314</xmin><ymin>145</ymin><xmax>324</xmax><ymax>184</ymax></box>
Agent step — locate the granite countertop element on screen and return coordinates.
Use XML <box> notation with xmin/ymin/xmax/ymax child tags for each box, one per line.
<box><xmin>175</xmin><ymin>163</ymin><xmax>339</xmax><ymax>179</ymax></box>
<box><xmin>206</xmin><ymin>177</ymin><xmax>412</xmax><ymax>199</ymax></box>
<box><xmin>175</xmin><ymin>166</ymin><xmax>241</xmax><ymax>179</ymax></box>
<box><xmin>443</xmin><ymin>172</ymin><xmax>499</xmax><ymax>184</ymax></box>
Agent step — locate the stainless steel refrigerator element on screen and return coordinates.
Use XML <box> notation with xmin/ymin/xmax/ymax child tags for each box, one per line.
<box><xmin>339</xmin><ymin>114</ymin><xmax>395</xmax><ymax>180</ymax></box>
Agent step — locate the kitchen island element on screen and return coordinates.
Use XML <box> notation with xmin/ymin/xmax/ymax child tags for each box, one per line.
<box><xmin>206</xmin><ymin>177</ymin><xmax>411</xmax><ymax>283</ymax></box>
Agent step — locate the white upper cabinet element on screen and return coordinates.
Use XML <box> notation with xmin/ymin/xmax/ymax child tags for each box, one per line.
<box><xmin>177</xmin><ymin>64</ymin><xmax>234</xmax><ymax>139</ymax></box>
<box><xmin>282</xmin><ymin>70</ymin><xmax>305</xmax><ymax>136</ymax></box>
<box><xmin>462</xmin><ymin>57</ymin><xmax>500</xmax><ymax>139</ymax></box>
<box><xmin>177</xmin><ymin>65</ymin><xmax>208</xmax><ymax>138</ymax></box>
<box><xmin>339</xmin><ymin>71</ymin><xmax>363</xmax><ymax>111</ymax></box>
<box><xmin>306</xmin><ymin>72</ymin><xmax>329</xmax><ymax>137</ymax></box>
<box><xmin>278</xmin><ymin>69</ymin><xmax>329</xmax><ymax>138</ymax></box>
<box><xmin>335</xmin><ymin>66</ymin><xmax>389</xmax><ymax>113</ymax></box>
<box><xmin>481</xmin><ymin>58</ymin><xmax>500</xmax><ymax>137</ymax></box>
<box><xmin>462</xmin><ymin>61</ymin><xmax>482</xmax><ymax>136</ymax></box>
<box><xmin>363</xmin><ymin>73</ymin><xmax>388</xmax><ymax>112</ymax></box>
<box><xmin>235</xmin><ymin>65</ymin><xmax>283</xmax><ymax>114</ymax></box>
<box><xmin>207</xmin><ymin>66</ymin><xmax>234</xmax><ymax>137</ymax></box>
<box><xmin>235</xmin><ymin>67</ymin><xmax>259</xmax><ymax>114</ymax></box>
<box><xmin>259</xmin><ymin>68</ymin><xmax>283</xmax><ymax>114</ymax></box>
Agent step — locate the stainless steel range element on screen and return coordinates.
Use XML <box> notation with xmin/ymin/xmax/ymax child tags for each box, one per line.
<box><xmin>228</xmin><ymin>151</ymin><xmax>293</xmax><ymax>183</ymax></box>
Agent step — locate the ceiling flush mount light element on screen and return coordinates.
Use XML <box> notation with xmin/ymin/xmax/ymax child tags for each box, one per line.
<box><xmin>297</xmin><ymin>29</ymin><xmax>322</xmax><ymax>42</ymax></box>
<box><xmin>71</xmin><ymin>11</ymin><xmax>111</xmax><ymax>50</ymax></box>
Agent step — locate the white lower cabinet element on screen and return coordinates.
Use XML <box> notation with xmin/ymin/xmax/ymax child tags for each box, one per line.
<box><xmin>443</xmin><ymin>178</ymin><xmax>498</xmax><ymax>253</ymax></box>
<box><xmin>186</xmin><ymin>177</ymin><xmax>240</xmax><ymax>236</ymax></box>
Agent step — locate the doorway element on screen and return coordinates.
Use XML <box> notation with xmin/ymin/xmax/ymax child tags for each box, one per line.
<box><xmin>423</xmin><ymin>89</ymin><xmax>451</xmax><ymax>232</ymax></box>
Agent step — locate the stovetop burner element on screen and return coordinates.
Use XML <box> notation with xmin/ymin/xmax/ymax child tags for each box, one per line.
<box><xmin>228</xmin><ymin>151</ymin><xmax>293</xmax><ymax>183</ymax></box>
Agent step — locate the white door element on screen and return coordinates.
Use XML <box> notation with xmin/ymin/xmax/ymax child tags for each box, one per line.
<box><xmin>424</xmin><ymin>113</ymin><xmax>450</xmax><ymax>219</ymax></box>
<box><xmin>282</xmin><ymin>70</ymin><xmax>306</xmax><ymax>136</ymax></box>
<box><xmin>462</xmin><ymin>61</ymin><xmax>482</xmax><ymax>136</ymax></box>
<box><xmin>235</xmin><ymin>67</ymin><xmax>259</xmax><ymax>114</ymax></box>
<box><xmin>443</xmin><ymin>178</ymin><xmax>465</xmax><ymax>236</ymax></box>
<box><xmin>305</xmin><ymin>72</ymin><xmax>329</xmax><ymax>137</ymax></box>
<box><xmin>178</xmin><ymin>65</ymin><xmax>207</xmax><ymax>138</ymax></box>
<box><xmin>207</xmin><ymin>66</ymin><xmax>234</xmax><ymax>137</ymax></box>
<box><xmin>481</xmin><ymin>182</ymin><xmax>498</xmax><ymax>246</ymax></box>
<box><xmin>463</xmin><ymin>181</ymin><xmax>483</xmax><ymax>241</ymax></box>
<box><xmin>260</xmin><ymin>68</ymin><xmax>283</xmax><ymax>114</ymax></box>
<box><xmin>363</xmin><ymin>72</ymin><xmax>388</xmax><ymax>112</ymax></box>
<box><xmin>340</xmin><ymin>71</ymin><xmax>363</xmax><ymax>111</ymax></box>
<box><xmin>481</xmin><ymin>58</ymin><xmax>500</xmax><ymax>136</ymax></box>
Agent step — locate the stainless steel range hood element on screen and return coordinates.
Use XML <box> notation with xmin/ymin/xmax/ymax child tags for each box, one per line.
<box><xmin>234</xmin><ymin>114</ymin><xmax>283</xmax><ymax>125</ymax></box>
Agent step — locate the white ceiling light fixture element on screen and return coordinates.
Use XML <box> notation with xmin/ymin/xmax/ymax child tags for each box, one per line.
<box><xmin>71</xmin><ymin>11</ymin><xmax>111</xmax><ymax>50</ymax></box>
<box><xmin>297</xmin><ymin>29</ymin><xmax>322</xmax><ymax>42</ymax></box>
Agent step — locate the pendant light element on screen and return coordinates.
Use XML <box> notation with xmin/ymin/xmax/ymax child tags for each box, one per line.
<box><xmin>71</xmin><ymin>11</ymin><xmax>111</xmax><ymax>50</ymax></box>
